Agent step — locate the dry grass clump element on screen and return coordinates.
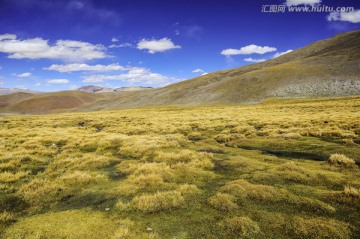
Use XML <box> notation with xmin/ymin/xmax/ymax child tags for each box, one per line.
<box><xmin>131</xmin><ymin>191</ymin><xmax>185</xmax><ymax>213</ymax></box>
<box><xmin>171</xmin><ymin>163</ymin><xmax>216</xmax><ymax>185</ymax></box>
<box><xmin>0</xmin><ymin>170</ymin><xmax>29</xmax><ymax>183</ymax></box>
<box><xmin>288</xmin><ymin>195</ymin><xmax>336</xmax><ymax>213</ymax></box>
<box><xmin>115</xmin><ymin>199</ymin><xmax>131</xmax><ymax>212</ymax></box>
<box><xmin>112</xmin><ymin>219</ymin><xmax>159</xmax><ymax>239</ymax></box>
<box><xmin>117</xmin><ymin>162</ymin><xmax>176</xmax><ymax>195</ymax></box>
<box><xmin>276</xmin><ymin>162</ymin><xmax>304</xmax><ymax>172</ymax></box>
<box><xmin>343</xmin><ymin>186</ymin><xmax>360</xmax><ymax>198</ymax></box>
<box><xmin>132</xmin><ymin>162</ymin><xmax>174</xmax><ymax>181</ymax></box>
<box><xmin>230</xmin><ymin>125</ymin><xmax>256</xmax><ymax>137</ymax></box>
<box><xmin>328</xmin><ymin>154</ymin><xmax>356</xmax><ymax>167</ymax></box>
<box><xmin>59</xmin><ymin>171</ymin><xmax>108</xmax><ymax>186</ymax></box>
<box><xmin>3</xmin><ymin>209</ymin><xmax>121</xmax><ymax>239</ymax></box>
<box><xmin>127</xmin><ymin>173</ymin><xmax>173</xmax><ymax>192</ymax></box>
<box><xmin>18</xmin><ymin>179</ymin><xmax>69</xmax><ymax>206</ymax></box>
<box><xmin>289</xmin><ymin>216</ymin><xmax>352</xmax><ymax>239</ymax></box>
<box><xmin>276</xmin><ymin>132</ymin><xmax>302</xmax><ymax>139</ymax></box>
<box><xmin>221</xmin><ymin>179</ymin><xmax>335</xmax><ymax>213</ymax></box>
<box><xmin>220</xmin><ymin>216</ymin><xmax>260</xmax><ymax>238</ymax></box>
<box><xmin>47</xmin><ymin>154</ymin><xmax>115</xmax><ymax>173</ymax></box>
<box><xmin>0</xmin><ymin>160</ymin><xmax>20</xmax><ymax>171</ymax></box>
<box><xmin>221</xmin><ymin>179</ymin><xmax>287</xmax><ymax>202</ymax></box>
<box><xmin>177</xmin><ymin>184</ymin><xmax>201</xmax><ymax>198</ymax></box>
<box><xmin>0</xmin><ymin>210</ymin><xmax>15</xmax><ymax>223</ymax></box>
<box><xmin>214</xmin><ymin>133</ymin><xmax>239</xmax><ymax>143</ymax></box>
<box><xmin>153</xmin><ymin>150</ymin><xmax>213</xmax><ymax>168</ymax></box>
<box><xmin>118</xmin><ymin>134</ymin><xmax>187</xmax><ymax>158</ymax></box>
<box><xmin>187</xmin><ymin>132</ymin><xmax>204</xmax><ymax>141</ymax></box>
<box><xmin>208</xmin><ymin>193</ymin><xmax>238</xmax><ymax>212</ymax></box>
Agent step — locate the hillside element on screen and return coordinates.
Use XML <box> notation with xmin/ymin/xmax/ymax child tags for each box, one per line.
<box><xmin>77</xmin><ymin>85</ymin><xmax>153</xmax><ymax>93</ymax></box>
<box><xmin>81</xmin><ymin>30</ymin><xmax>360</xmax><ymax>110</ymax></box>
<box><xmin>1</xmin><ymin>30</ymin><xmax>359</xmax><ymax>113</ymax></box>
<box><xmin>0</xmin><ymin>91</ymin><xmax>113</xmax><ymax>114</ymax></box>
<box><xmin>0</xmin><ymin>88</ymin><xmax>41</xmax><ymax>95</ymax></box>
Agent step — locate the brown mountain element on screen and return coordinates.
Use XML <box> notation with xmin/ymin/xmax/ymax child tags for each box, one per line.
<box><xmin>1</xmin><ymin>30</ymin><xmax>359</xmax><ymax>114</ymax></box>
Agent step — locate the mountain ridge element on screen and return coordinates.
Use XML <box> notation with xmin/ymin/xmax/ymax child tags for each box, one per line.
<box><xmin>1</xmin><ymin>30</ymin><xmax>359</xmax><ymax>114</ymax></box>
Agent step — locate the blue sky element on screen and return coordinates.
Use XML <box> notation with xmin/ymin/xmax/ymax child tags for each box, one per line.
<box><xmin>0</xmin><ymin>0</ymin><xmax>359</xmax><ymax>91</ymax></box>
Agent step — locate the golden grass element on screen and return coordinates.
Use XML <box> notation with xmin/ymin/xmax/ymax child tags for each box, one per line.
<box><xmin>328</xmin><ymin>154</ymin><xmax>356</xmax><ymax>167</ymax></box>
<box><xmin>208</xmin><ymin>193</ymin><xmax>238</xmax><ymax>212</ymax></box>
<box><xmin>3</xmin><ymin>209</ymin><xmax>122</xmax><ymax>239</ymax></box>
<box><xmin>0</xmin><ymin>211</ymin><xmax>15</xmax><ymax>224</ymax></box>
<box><xmin>289</xmin><ymin>216</ymin><xmax>352</xmax><ymax>239</ymax></box>
<box><xmin>131</xmin><ymin>191</ymin><xmax>185</xmax><ymax>213</ymax></box>
<box><xmin>0</xmin><ymin>97</ymin><xmax>360</xmax><ymax>238</ymax></box>
<box><xmin>220</xmin><ymin>216</ymin><xmax>260</xmax><ymax>238</ymax></box>
<box><xmin>0</xmin><ymin>170</ymin><xmax>29</xmax><ymax>183</ymax></box>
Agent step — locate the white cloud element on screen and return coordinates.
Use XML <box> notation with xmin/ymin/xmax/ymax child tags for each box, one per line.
<box><xmin>109</xmin><ymin>43</ymin><xmax>132</xmax><ymax>48</ymax></box>
<box><xmin>46</xmin><ymin>79</ymin><xmax>70</xmax><ymax>84</ymax></box>
<box><xmin>327</xmin><ymin>10</ymin><xmax>360</xmax><ymax>23</ymax></box>
<box><xmin>273</xmin><ymin>49</ymin><xmax>293</xmax><ymax>58</ymax></box>
<box><xmin>44</xmin><ymin>63</ymin><xmax>124</xmax><ymax>73</ymax></box>
<box><xmin>192</xmin><ymin>68</ymin><xmax>204</xmax><ymax>73</ymax></box>
<box><xmin>221</xmin><ymin>44</ymin><xmax>277</xmax><ymax>56</ymax></box>
<box><xmin>137</xmin><ymin>38</ymin><xmax>181</xmax><ymax>54</ymax></box>
<box><xmin>285</xmin><ymin>0</ymin><xmax>321</xmax><ymax>6</ymax></box>
<box><xmin>111</xmin><ymin>37</ymin><xmax>119</xmax><ymax>42</ymax></box>
<box><xmin>12</xmin><ymin>72</ymin><xmax>32</xmax><ymax>77</ymax></box>
<box><xmin>82</xmin><ymin>67</ymin><xmax>169</xmax><ymax>85</ymax></box>
<box><xmin>0</xmin><ymin>34</ymin><xmax>16</xmax><ymax>41</ymax></box>
<box><xmin>0</xmin><ymin>34</ymin><xmax>107</xmax><ymax>61</ymax></box>
<box><xmin>201</xmin><ymin>72</ymin><xmax>208</xmax><ymax>76</ymax></box>
<box><xmin>244</xmin><ymin>58</ymin><xmax>266</xmax><ymax>63</ymax></box>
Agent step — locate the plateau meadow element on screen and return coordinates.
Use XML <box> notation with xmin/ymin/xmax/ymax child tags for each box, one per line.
<box><xmin>1</xmin><ymin>96</ymin><xmax>360</xmax><ymax>239</ymax></box>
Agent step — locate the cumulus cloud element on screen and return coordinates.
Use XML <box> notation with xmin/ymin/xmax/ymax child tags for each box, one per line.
<box><xmin>192</xmin><ymin>68</ymin><xmax>205</xmax><ymax>73</ymax></box>
<box><xmin>285</xmin><ymin>0</ymin><xmax>321</xmax><ymax>6</ymax></box>
<box><xmin>111</xmin><ymin>37</ymin><xmax>119</xmax><ymax>42</ymax></box>
<box><xmin>82</xmin><ymin>67</ymin><xmax>169</xmax><ymax>85</ymax></box>
<box><xmin>221</xmin><ymin>44</ymin><xmax>277</xmax><ymax>56</ymax></box>
<box><xmin>0</xmin><ymin>34</ymin><xmax>17</xmax><ymax>41</ymax></box>
<box><xmin>137</xmin><ymin>38</ymin><xmax>181</xmax><ymax>54</ymax></box>
<box><xmin>0</xmin><ymin>34</ymin><xmax>107</xmax><ymax>61</ymax></box>
<box><xmin>327</xmin><ymin>10</ymin><xmax>360</xmax><ymax>23</ymax></box>
<box><xmin>46</xmin><ymin>79</ymin><xmax>70</xmax><ymax>84</ymax></box>
<box><xmin>44</xmin><ymin>63</ymin><xmax>124</xmax><ymax>73</ymax></box>
<box><xmin>12</xmin><ymin>72</ymin><xmax>32</xmax><ymax>77</ymax></box>
<box><xmin>109</xmin><ymin>43</ymin><xmax>132</xmax><ymax>48</ymax></box>
<box><xmin>244</xmin><ymin>58</ymin><xmax>266</xmax><ymax>63</ymax></box>
<box><xmin>273</xmin><ymin>49</ymin><xmax>293</xmax><ymax>58</ymax></box>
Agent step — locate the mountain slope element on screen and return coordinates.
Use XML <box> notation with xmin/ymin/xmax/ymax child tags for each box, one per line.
<box><xmin>82</xmin><ymin>30</ymin><xmax>360</xmax><ymax>110</ymax></box>
<box><xmin>0</xmin><ymin>88</ymin><xmax>41</xmax><ymax>95</ymax></box>
<box><xmin>1</xmin><ymin>30</ymin><xmax>359</xmax><ymax>114</ymax></box>
<box><xmin>0</xmin><ymin>91</ymin><xmax>113</xmax><ymax>114</ymax></box>
<box><xmin>77</xmin><ymin>85</ymin><xmax>153</xmax><ymax>93</ymax></box>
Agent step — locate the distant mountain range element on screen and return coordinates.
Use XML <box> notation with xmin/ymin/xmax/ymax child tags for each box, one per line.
<box><xmin>0</xmin><ymin>88</ymin><xmax>41</xmax><ymax>95</ymax></box>
<box><xmin>1</xmin><ymin>30</ymin><xmax>359</xmax><ymax>114</ymax></box>
<box><xmin>76</xmin><ymin>85</ymin><xmax>153</xmax><ymax>93</ymax></box>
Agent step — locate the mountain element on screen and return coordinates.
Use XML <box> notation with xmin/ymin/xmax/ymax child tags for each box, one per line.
<box><xmin>0</xmin><ymin>88</ymin><xmax>41</xmax><ymax>95</ymax></box>
<box><xmin>1</xmin><ymin>30</ymin><xmax>359</xmax><ymax>114</ymax></box>
<box><xmin>0</xmin><ymin>91</ymin><xmax>115</xmax><ymax>114</ymax></box>
<box><xmin>82</xmin><ymin>30</ymin><xmax>360</xmax><ymax>110</ymax></box>
<box><xmin>77</xmin><ymin>85</ymin><xmax>153</xmax><ymax>93</ymax></box>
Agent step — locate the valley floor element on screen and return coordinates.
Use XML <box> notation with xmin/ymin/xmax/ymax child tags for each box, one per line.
<box><xmin>1</xmin><ymin>96</ymin><xmax>360</xmax><ymax>239</ymax></box>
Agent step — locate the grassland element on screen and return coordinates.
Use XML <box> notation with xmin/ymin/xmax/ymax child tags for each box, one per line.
<box><xmin>0</xmin><ymin>96</ymin><xmax>360</xmax><ymax>238</ymax></box>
